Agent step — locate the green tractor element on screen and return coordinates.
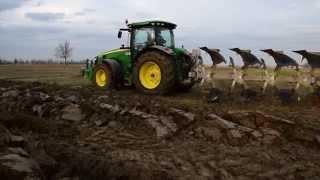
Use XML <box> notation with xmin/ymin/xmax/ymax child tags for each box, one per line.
<box><xmin>84</xmin><ymin>20</ymin><xmax>202</xmax><ymax>95</ymax></box>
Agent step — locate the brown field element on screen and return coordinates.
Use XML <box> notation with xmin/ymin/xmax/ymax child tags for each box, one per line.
<box><xmin>0</xmin><ymin>64</ymin><xmax>320</xmax><ymax>179</ymax></box>
<box><xmin>0</xmin><ymin>64</ymin><xmax>89</xmax><ymax>85</ymax></box>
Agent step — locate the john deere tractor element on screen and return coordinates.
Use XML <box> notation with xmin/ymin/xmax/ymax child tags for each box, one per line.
<box><xmin>84</xmin><ymin>20</ymin><xmax>201</xmax><ymax>95</ymax></box>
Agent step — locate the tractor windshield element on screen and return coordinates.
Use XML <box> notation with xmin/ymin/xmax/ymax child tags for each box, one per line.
<box><xmin>132</xmin><ymin>28</ymin><xmax>155</xmax><ymax>52</ymax></box>
<box><xmin>132</xmin><ymin>27</ymin><xmax>175</xmax><ymax>52</ymax></box>
<box><xmin>155</xmin><ymin>28</ymin><xmax>174</xmax><ymax>48</ymax></box>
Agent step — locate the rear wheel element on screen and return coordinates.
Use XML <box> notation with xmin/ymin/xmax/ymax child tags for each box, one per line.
<box><xmin>139</xmin><ymin>61</ymin><xmax>162</xmax><ymax>89</ymax></box>
<box><xmin>176</xmin><ymin>82</ymin><xmax>196</xmax><ymax>92</ymax></box>
<box><xmin>93</xmin><ymin>64</ymin><xmax>113</xmax><ymax>89</ymax></box>
<box><xmin>133</xmin><ymin>51</ymin><xmax>175</xmax><ymax>95</ymax></box>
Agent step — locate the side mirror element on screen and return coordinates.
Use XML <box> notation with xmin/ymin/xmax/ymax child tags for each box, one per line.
<box><xmin>118</xmin><ymin>31</ymin><xmax>122</xmax><ymax>39</ymax></box>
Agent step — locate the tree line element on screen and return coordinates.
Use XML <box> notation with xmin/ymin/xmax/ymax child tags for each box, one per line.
<box><xmin>0</xmin><ymin>58</ymin><xmax>87</xmax><ymax>65</ymax></box>
<box><xmin>0</xmin><ymin>40</ymin><xmax>87</xmax><ymax>65</ymax></box>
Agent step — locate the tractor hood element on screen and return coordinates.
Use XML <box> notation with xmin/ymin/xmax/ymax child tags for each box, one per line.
<box><xmin>98</xmin><ymin>48</ymin><xmax>130</xmax><ymax>58</ymax></box>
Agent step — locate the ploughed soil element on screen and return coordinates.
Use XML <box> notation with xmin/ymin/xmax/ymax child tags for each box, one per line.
<box><xmin>1</xmin><ymin>80</ymin><xmax>320</xmax><ymax>180</ymax></box>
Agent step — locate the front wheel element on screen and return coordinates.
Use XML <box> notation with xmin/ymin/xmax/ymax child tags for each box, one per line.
<box><xmin>93</xmin><ymin>64</ymin><xmax>114</xmax><ymax>89</ymax></box>
<box><xmin>133</xmin><ymin>51</ymin><xmax>175</xmax><ymax>95</ymax></box>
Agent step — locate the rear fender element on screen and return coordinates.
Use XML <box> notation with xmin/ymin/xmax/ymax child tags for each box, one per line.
<box><xmin>135</xmin><ymin>45</ymin><xmax>174</xmax><ymax>62</ymax></box>
<box><xmin>148</xmin><ymin>45</ymin><xmax>174</xmax><ymax>55</ymax></box>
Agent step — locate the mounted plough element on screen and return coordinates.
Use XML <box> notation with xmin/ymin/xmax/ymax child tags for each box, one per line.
<box><xmin>261</xmin><ymin>49</ymin><xmax>299</xmax><ymax>92</ymax></box>
<box><xmin>199</xmin><ymin>47</ymin><xmax>226</xmax><ymax>88</ymax></box>
<box><xmin>294</xmin><ymin>50</ymin><xmax>320</xmax><ymax>87</ymax></box>
<box><xmin>229</xmin><ymin>48</ymin><xmax>263</xmax><ymax>92</ymax></box>
<box><xmin>195</xmin><ymin>47</ymin><xmax>320</xmax><ymax>101</ymax></box>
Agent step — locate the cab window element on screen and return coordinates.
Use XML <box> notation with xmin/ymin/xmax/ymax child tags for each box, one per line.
<box><xmin>156</xmin><ymin>28</ymin><xmax>174</xmax><ymax>48</ymax></box>
<box><xmin>133</xmin><ymin>28</ymin><xmax>155</xmax><ymax>51</ymax></box>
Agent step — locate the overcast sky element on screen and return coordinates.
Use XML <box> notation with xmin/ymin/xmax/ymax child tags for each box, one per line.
<box><xmin>0</xmin><ymin>0</ymin><xmax>319</xmax><ymax>65</ymax></box>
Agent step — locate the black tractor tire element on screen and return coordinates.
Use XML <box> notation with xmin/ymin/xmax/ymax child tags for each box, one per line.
<box><xmin>176</xmin><ymin>54</ymin><xmax>197</xmax><ymax>92</ymax></box>
<box><xmin>176</xmin><ymin>81</ymin><xmax>196</xmax><ymax>92</ymax></box>
<box><xmin>93</xmin><ymin>64</ymin><xmax>114</xmax><ymax>90</ymax></box>
<box><xmin>133</xmin><ymin>51</ymin><xmax>176</xmax><ymax>95</ymax></box>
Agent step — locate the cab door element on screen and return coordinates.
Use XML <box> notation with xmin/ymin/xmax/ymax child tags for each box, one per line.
<box><xmin>131</xmin><ymin>28</ymin><xmax>155</xmax><ymax>61</ymax></box>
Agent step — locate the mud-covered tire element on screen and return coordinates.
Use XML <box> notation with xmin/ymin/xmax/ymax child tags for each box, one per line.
<box><xmin>133</xmin><ymin>51</ymin><xmax>175</xmax><ymax>95</ymax></box>
<box><xmin>93</xmin><ymin>64</ymin><xmax>114</xmax><ymax>90</ymax></box>
<box><xmin>176</xmin><ymin>82</ymin><xmax>196</xmax><ymax>92</ymax></box>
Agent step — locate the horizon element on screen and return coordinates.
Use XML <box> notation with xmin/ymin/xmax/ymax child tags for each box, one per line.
<box><xmin>0</xmin><ymin>0</ymin><xmax>319</xmax><ymax>66</ymax></box>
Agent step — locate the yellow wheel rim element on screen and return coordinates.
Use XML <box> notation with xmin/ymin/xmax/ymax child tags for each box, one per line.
<box><xmin>139</xmin><ymin>62</ymin><xmax>161</xmax><ymax>89</ymax></box>
<box><xmin>95</xmin><ymin>69</ymin><xmax>108</xmax><ymax>87</ymax></box>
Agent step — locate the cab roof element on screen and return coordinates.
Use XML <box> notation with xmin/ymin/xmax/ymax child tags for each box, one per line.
<box><xmin>128</xmin><ymin>20</ymin><xmax>177</xmax><ymax>29</ymax></box>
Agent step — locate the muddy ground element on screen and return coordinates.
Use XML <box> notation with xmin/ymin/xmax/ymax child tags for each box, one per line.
<box><xmin>1</xmin><ymin>80</ymin><xmax>320</xmax><ymax>180</ymax></box>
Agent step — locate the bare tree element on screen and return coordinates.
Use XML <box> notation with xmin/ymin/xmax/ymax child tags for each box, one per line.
<box><xmin>55</xmin><ymin>41</ymin><xmax>73</xmax><ymax>65</ymax></box>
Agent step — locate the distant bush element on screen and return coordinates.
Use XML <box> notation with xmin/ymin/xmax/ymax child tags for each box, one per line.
<box><xmin>0</xmin><ymin>58</ymin><xmax>88</xmax><ymax>65</ymax></box>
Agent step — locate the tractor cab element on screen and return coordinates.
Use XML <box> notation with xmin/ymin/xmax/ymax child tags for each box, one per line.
<box><xmin>118</xmin><ymin>21</ymin><xmax>177</xmax><ymax>60</ymax></box>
